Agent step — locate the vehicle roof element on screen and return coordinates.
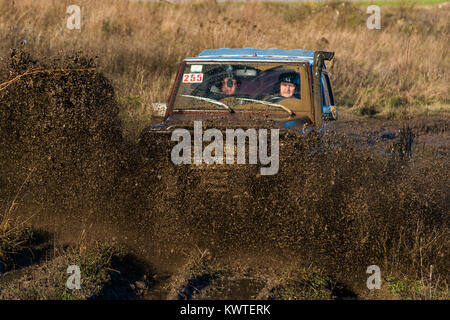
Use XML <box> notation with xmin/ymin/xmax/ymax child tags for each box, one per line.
<box><xmin>184</xmin><ymin>48</ymin><xmax>315</xmax><ymax>63</ymax></box>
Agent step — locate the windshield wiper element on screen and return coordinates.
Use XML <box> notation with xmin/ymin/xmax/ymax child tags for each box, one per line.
<box><xmin>236</xmin><ymin>98</ymin><xmax>295</xmax><ymax>116</ymax></box>
<box><xmin>181</xmin><ymin>94</ymin><xmax>234</xmax><ymax>113</ymax></box>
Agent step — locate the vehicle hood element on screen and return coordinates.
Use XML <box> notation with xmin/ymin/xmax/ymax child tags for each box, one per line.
<box><xmin>144</xmin><ymin>111</ymin><xmax>312</xmax><ymax>132</ymax></box>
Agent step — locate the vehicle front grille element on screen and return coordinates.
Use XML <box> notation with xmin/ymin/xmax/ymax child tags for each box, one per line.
<box><xmin>187</xmin><ymin>164</ymin><xmax>254</xmax><ymax>196</ymax></box>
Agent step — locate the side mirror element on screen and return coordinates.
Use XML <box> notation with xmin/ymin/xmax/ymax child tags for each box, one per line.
<box><xmin>150</xmin><ymin>102</ymin><xmax>167</xmax><ymax>117</ymax></box>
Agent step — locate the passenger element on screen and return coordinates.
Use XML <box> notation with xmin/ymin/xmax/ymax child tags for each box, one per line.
<box><xmin>279</xmin><ymin>74</ymin><xmax>296</xmax><ymax>98</ymax></box>
<box><xmin>266</xmin><ymin>72</ymin><xmax>299</xmax><ymax>102</ymax></box>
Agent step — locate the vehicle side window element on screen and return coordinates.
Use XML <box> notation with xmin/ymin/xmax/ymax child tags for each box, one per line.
<box><xmin>321</xmin><ymin>75</ymin><xmax>330</xmax><ymax>106</ymax></box>
<box><xmin>324</xmin><ymin>73</ymin><xmax>334</xmax><ymax>106</ymax></box>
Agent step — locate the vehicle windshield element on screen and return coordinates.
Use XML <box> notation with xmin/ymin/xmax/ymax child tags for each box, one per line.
<box><xmin>171</xmin><ymin>62</ymin><xmax>311</xmax><ymax>112</ymax></box>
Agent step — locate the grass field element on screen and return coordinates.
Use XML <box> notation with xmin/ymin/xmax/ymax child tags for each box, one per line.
<box><xmin>0</xmin><ymin>0</ymin><xmax>448</xmax><ymax>123</ymax></box>
<box><xmin>352</xmin><ymin>0</ymin><xmax>449</xmax><ymax>6</ymax></box>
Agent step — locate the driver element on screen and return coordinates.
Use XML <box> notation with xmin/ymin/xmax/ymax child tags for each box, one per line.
<box><xmin>221</xmin><ymin>77</ymin><xmax>237</xmax><ymax>95</ymax></box>
<box><xmin>266</xmin><ymin>72</ymin><xmax>299</xmax><ymax>102</ymax></box>
<box><xmin>208</xmin><ymin>75</ymin><xmax>239</xmax><ymax>100</ymax></box>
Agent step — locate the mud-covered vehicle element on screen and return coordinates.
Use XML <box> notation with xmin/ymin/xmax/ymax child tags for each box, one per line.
<box><xmin>137</xmin><ymin>48</ymin><xmax>336</xmax><ymax>210</ymax></box>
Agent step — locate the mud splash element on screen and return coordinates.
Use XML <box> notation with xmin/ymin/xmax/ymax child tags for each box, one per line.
<box><xmin>130</xmin><ymin>128</ymin><xmax>448</xmax><ymax>285</ymax></box>
<box><xmin>0</xmin><ymin>49</ymin><xmax>124</xmax><ymax>208</ymax></box>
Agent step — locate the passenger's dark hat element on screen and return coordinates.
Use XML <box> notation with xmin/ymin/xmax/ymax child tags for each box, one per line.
<box><xmin>279</xmin><ymin>72</ymin><xmax>299</xmax><ymax>85</ymax></box>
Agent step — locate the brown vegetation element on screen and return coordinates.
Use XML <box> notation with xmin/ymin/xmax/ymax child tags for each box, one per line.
<box><xmin>0</xmin><ymin>0</ymin><xmax>448</xmax><ymax>119</ymax></box>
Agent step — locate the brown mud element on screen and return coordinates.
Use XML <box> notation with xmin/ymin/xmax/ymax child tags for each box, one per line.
<box><xmin>0</xmin><ymin>50</ymin><xmax>448</xmax><ymax>299</ymax></box>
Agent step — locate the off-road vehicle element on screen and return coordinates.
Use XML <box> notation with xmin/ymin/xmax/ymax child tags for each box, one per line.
<box><xmin>137</xmin><ymin>48</ymin><xmax>336</xmax><ymax>206</ymax></box>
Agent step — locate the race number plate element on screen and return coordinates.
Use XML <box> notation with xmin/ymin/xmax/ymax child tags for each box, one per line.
<box><xmin>182</xmin><ymin>73</ymin><xmax>203</xmax><ymax>83</ymax></box>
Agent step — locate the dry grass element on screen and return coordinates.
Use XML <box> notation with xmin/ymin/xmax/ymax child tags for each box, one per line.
<box><xmin>0</xmin><ymin>0</ymin><xmax>448</xmax><ymax>120</ymax></box>
<box><xmin>0</xmin><ymin>169</ymin><xmax>35</xmax><ymax>263</ymax></box>
<box><xmin>0</xmin><ymin>243</ymin><xmax>149</xmax><ymax>300</ymax></box>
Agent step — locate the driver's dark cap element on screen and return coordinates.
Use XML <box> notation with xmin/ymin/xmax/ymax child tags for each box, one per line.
<box><xmin>224</xmin><ymin>77</ymin><xmax>236</xmax><ymax>87</ymax></box>
<box><xmin>279</xmin><ymin>72</ymin><xmax>298</xmax><ymax>85</ymax></box>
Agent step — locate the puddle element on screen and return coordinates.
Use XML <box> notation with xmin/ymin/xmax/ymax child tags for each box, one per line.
<box><xmin>178</xmin><ymin>275</ymin><xmax>267</xmax><ymax>300</ymax></box>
